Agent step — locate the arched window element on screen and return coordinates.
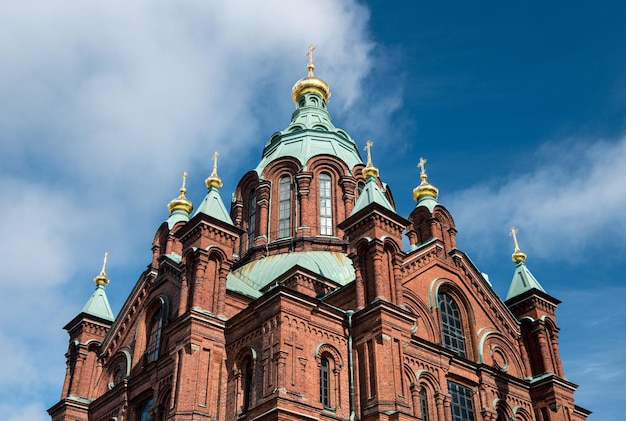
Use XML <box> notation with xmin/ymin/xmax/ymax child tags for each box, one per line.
<box><xmin>146</xmin><ymin>307</ymin><xmax>163</xmax><ymax>363</ymax></box>
<box><xmin>248</xmin><ymin>189</ymin><xmax>256</xmax><ymax>248</ymax></box>
<box><xmin>242</xmin><ymin>357</ymin><xmax>253</xmax><ymax>413</ymax></box>
<box><xmin>438</xmin><ymin>293</ymin><xmax>466</xmax><ymax>357</ymax></box>
<box><xmin>448</xmin><ymin>381</ymin><xmax>475</xmax><ymax>421</ymax></box>
<box><xmin>319</xmin><ymin>173</ymin><xmax>333</xmax><ymax>235</ymax></box>
<box><xmin>319</xmin><ymin>356</ymin><xmax>330</xmax><ymax>407</ymax></box>
<box><xmin>278</xmin><ymin>176</ymin><xmax>291</xmax><ymax>238</ymax></box>
<box><xmin>419</xmin><ymin>386</ymin><xmax>430</xmax><ymax>421</ymax></box>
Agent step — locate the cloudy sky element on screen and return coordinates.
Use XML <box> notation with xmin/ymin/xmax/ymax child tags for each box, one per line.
<box><xmin>1</xmin><ymin>1</ymin><xmax>624</xmax><ymax>420</ymax></box>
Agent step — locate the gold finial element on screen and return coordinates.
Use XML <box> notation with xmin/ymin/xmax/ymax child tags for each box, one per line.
<box><xmin>205</xmin><ymin>151</ymin><xmax>223</xmax><ymax>189</ymax></box>
<box><xmin>168</xmin><ymin>170</ymin><xmax>194</xmax><ymax>213</ymax></box>
<box><xmin>362</xmin><ymin>140</ymin><xmax>379</xmax><ymax>178</ymax></box>
<box><xmin>94</xmin><ymin>252</ymin><xmax>109</xmax><ymax>286</ymax></box>
<box><xmin>305</xmin><ymin>44</ymin><xmax>317</xmax><ymax>77</ymax></box>
<box><xmin>292</xmin><ymin>45</ymin><xmax>331</xmax><ymax>102</ymax></box>
<box><xmin>510</xmin><ymin>227</ymin><xmax>527</xmax><ymax>263</ymax></box>
<box><xmin>413</xmin><ymin>156</ymin><xmax>439</xmax><ymax>202</ymax></box>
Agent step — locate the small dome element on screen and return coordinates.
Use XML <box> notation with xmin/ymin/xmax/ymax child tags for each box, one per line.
<box><xmin>413</xmin><ymin>157</ymin><xmax>439</xmax><ymax>202</ymax></box>
<box><xmin>292</xmin><ymin>45</ymin><xmax>331</xmax><ymax>103</ymax></box>
<box><xmin>292</xmin><ymin>74</ymin><xmax>331</xmax><ymax>103</ymax></box>
<box><xmin>168</xmin><ymin>171</ymin><xmax>193</xmax><ymax>214</ymax></box>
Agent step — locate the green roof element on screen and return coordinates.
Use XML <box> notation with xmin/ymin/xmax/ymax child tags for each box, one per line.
<box><xmin>506</xmin><ymin>261</ymin><xmax>546</xmax><ymax>300</ymax></box>
<box><xmin>231</xmin><ymin>251</ymin><xmax>355</xmax><ymax>291</ymax></box>
<box><xmin>167</xmin><ymin>208</ymin><xmax>190</xmax><ymax>229</ymax></box>
<box><xmin>255</xmin><ymin>92</ymin><xmax>363</xmax><ymax>175</ymax></box>
<box><xmin>351</xmin><ymin>176</ymin><xmax>395</xmax><ymax>215</ymax></box>
<box><xmin>193</xmin><ymin>186</ymin><xmax>234</xmax><ymax>225</ymax></box>
<box><xmin>415</xmin><ymin>194</ymin><xmax>439</xmax><ymax>213</ymax></box>
<box><xmin>81</xmin><ymin>285</ymin><xmax>114</xmax><ymax>321</ymax></box>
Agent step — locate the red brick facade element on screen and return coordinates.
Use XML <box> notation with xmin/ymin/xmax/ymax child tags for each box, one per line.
<box><xmin>49</xmin><ymin>73</ymin><xmax>589</xmax><ymax>421</ymax></box>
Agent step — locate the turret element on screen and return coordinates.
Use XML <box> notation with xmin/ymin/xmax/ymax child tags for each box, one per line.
<box><xmin>406</xmin><ymin>158</ymin><xmax>457</xmax><ymax>253</ymax></box>
<box><xmin>49</xmin><ymin>253</ymin><xmax>114</xmax><ymax>421</ymax></box>
<box><xmin>338</xmin><ymin>142</ymin><xmax>409</xmax><ymax>307</ymax></box>
<box><xmin>176</xmin><ymin>152</ymin><xmax>244</xmax><ymax>316</ymax></box>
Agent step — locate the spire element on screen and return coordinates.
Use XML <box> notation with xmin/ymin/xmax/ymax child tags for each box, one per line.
<box><xmin>362</xmin><ymin>140</ymin><xmax>379</xmax><ymax>178</ymax></box>
<box><xmin>194</xmin><ymin>151</ymin><xmax>234</xmax><ymax>225</ymax></box>
<box><xmin>82</xmin><ymin>252</ymin><xmax>115</xmax><ymax>321</ymax></box>
<box><xmin>352</xmin><ymin>141</ymin><xmax>394</xmax><ymax>215</ymax></box>
<box><xmin>510</xmin><ymin>227</ymin><xmax>527</xmax><ymax>263</ymax></box>
<box><xmin>291</xmin><ymin>44</ymin><xmax>331</xmax><ymax>103</ymax></box>
<box><xmin>167</xmin><ymin>171</ymin><xmax>193</xmax><ymax>228</ymax></box>
<box><xmin>505</xmin><ymin>229</ymin><xmax>546</xmax><ymax>300</ymax></box>
<box><xmin>205</xmin><ymin>151</ymin><xmax>223</xmax><ymax>189</ymax></box>
<box><xmin>413</xmin><ymin>157</ymin><xmax>439</xmax><ymax>211</ymax></box>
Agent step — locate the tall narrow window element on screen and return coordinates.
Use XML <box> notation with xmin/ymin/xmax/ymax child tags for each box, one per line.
<box><xmin>319</xmin><ymin>173</ymin><xmax>333</xmax><ymax>235</ymax></box>
<box><xmin>419</xmin><ymin>386</ymin><xmax>429</xmax><ymax>421</ymax></box>
<box><xmin>248</xmin><ymin>190</ymin><xmax>256</xmax><ymax>248</ymax></box>
<box><xmin>146</xmin><ymin>307</ymin><xmax>163</xmax><ymax>363</ymax></box>
<box><xmin>319</xmin><ymin>356</ymin><xmax>330</xmax><ymax>407</ymax></box>
<box><xmin>448</xmin><ymin>381</ymin><xmax>475</xmax><ymax>421</ymax></box>
<box><xmin>136</xmin><ymin>397</ymin><xmax>153</xmax><ymax>421</ymax></box>
<box><xmin>278</xmin><ymin>176</ymin><xmax>291</xmax><ymax>238</ymax></box>
<box><xmin>242</xmin><ymin>358</ymin><xmax>253</xmax><ymax>413</ymax></box>
<box><xmin>439</xmin><ymin>293</ymin><xmax>466</xmax><ymax>357</ymax></box>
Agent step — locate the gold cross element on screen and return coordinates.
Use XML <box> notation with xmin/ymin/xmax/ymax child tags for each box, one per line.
<box><xmin>212</xmin><ymin>151</ymin><xmax>219</xmax><ymax>173</ymax></box>
<box><xmin>417</xmin><ymin>157</ymin><xmax>427</xmax><ymax>176</ymax></box>
<box><xmin>181</xmin><ymin>171</ymin><xmax>188</xmax><ymax>190</ymax></box>
<box><xmin>305</xmin><ymin>44</ymin><xmax>317</xmax><ymax>77</ymax></box>
<box><xmin>305</xmin><ymin>44</ymin><xmax>316</xmax><ymax>65</ymax></box>
<box><xmin>100</xmin><ymin>251</ymin><xmax>108</xmax><ymax>275</ymax></box>
<box><xmin>509</xmin><ymin>227</ymin><xmax>521</xmax><ymax>251</ymax></box>
<box><xmin>364</xmin><ymin>140</ymin><xmax>374</xmax><ymax>165</ymax></box>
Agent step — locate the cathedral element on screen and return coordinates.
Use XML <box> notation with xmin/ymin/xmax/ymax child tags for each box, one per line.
<box><xmin>48</xmin><ymin>52</ymin><xmax>590</xmax><ymax>421</ymax></box>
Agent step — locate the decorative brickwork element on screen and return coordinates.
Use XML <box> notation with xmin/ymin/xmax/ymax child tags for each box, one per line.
<box><xmin>49</xmin><ymin>70</ymin><xmax>589</xmax><ymax>421</ymax></box>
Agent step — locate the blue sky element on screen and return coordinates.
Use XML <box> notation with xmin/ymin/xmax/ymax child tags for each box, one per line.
<box><xmin>0</xmin><ymin>1</ymin><xmax>624</xmax><ymax>420</ymax></box>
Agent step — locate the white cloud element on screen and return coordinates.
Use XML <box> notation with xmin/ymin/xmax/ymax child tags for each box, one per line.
<box><xmin>447</xmin><ymin>136</ymin><xmax>626</xmax><ymax>261</ymax></box>
<box><xmin>0</xmin><ymin>0</ymin><xmax>379</xmax><ymax>418</ymax></box>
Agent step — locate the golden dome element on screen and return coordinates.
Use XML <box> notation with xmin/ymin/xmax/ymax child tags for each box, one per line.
<box><xmin>94</xmin><ymin>252</ymin><xmax>109</xmax><ymax>286</ymax></box>
<box><xmin>291</xmin><ymin>45</ymin><xmax>331</xmax><ymax>103</ymax></box>
<box><xmin>413</xmin><ymin>157</ymin><xmax>439</xmax><ymax>202</ymax></box>
<box><xmin>205</xmin><ymin>151</ymin><xmax>223</xmax><ymax>189</ymax></box>
<box><xmin>168</xmin><ymin>171</ymin><xmax>193</xmax><ymax>214</ymax></box>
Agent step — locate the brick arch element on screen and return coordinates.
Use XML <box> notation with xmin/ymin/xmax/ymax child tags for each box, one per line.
<box><xmin>479</xmin><ymin>331</ymin><xmax>526</xmax><ymax>378</ymax></box>
<box><xmin>314</xmin><ymin>342</ymin><xmax>344</xmax><ymax>368</ymax></box>
<box><xmin>493</xmin><ymin>398</ymin><xmax>514</xmax><ymax>420</ymax></box>
<box><xmin>403</xmin><ymin>288</ymin><xmax>437</xmax><ymax>342</ymax></box>
<box><xmin>512</xmin><ymin>405</ymin><xmax>533</xmax><ymax>421</ymax></box>
<box><xmin>432</xmin><ymin>279</ymin><xmax>476</xmax><ymax>360</ymax></box>
<box><xmin>261</xmin><ymin>156</ymin><xmax>301</xmax><ymax>180</ymax></box>
<box><xmin>415</xmin><ymin>369</ymin><xmax>441</xmax><ymax>392</ymax></box>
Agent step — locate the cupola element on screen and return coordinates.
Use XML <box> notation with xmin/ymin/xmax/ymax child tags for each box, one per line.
<box><xmin>291</xmin><ymin>44</ymin><xmax>331</xmax><ymax>103</ymax></box>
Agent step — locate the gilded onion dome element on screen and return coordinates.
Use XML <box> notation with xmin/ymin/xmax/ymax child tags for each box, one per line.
<box><xmin>413</xmin><ymin>157</ymin><xmax>439</xmax><ymax>202</ymax></box>
<box><xmin>291</xmin><ymin>44</ymin><xmax>331</xmax><ymax>103</ymax></box>
<box><xmin>168</xmin><ymin>171</ymin><xmax>193</xmax><ymax>214</ymax></box>
<box><xmin>205</xmin><ymin>151</ymin><xmax>223</xmax><ymax>189</ymax></box>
